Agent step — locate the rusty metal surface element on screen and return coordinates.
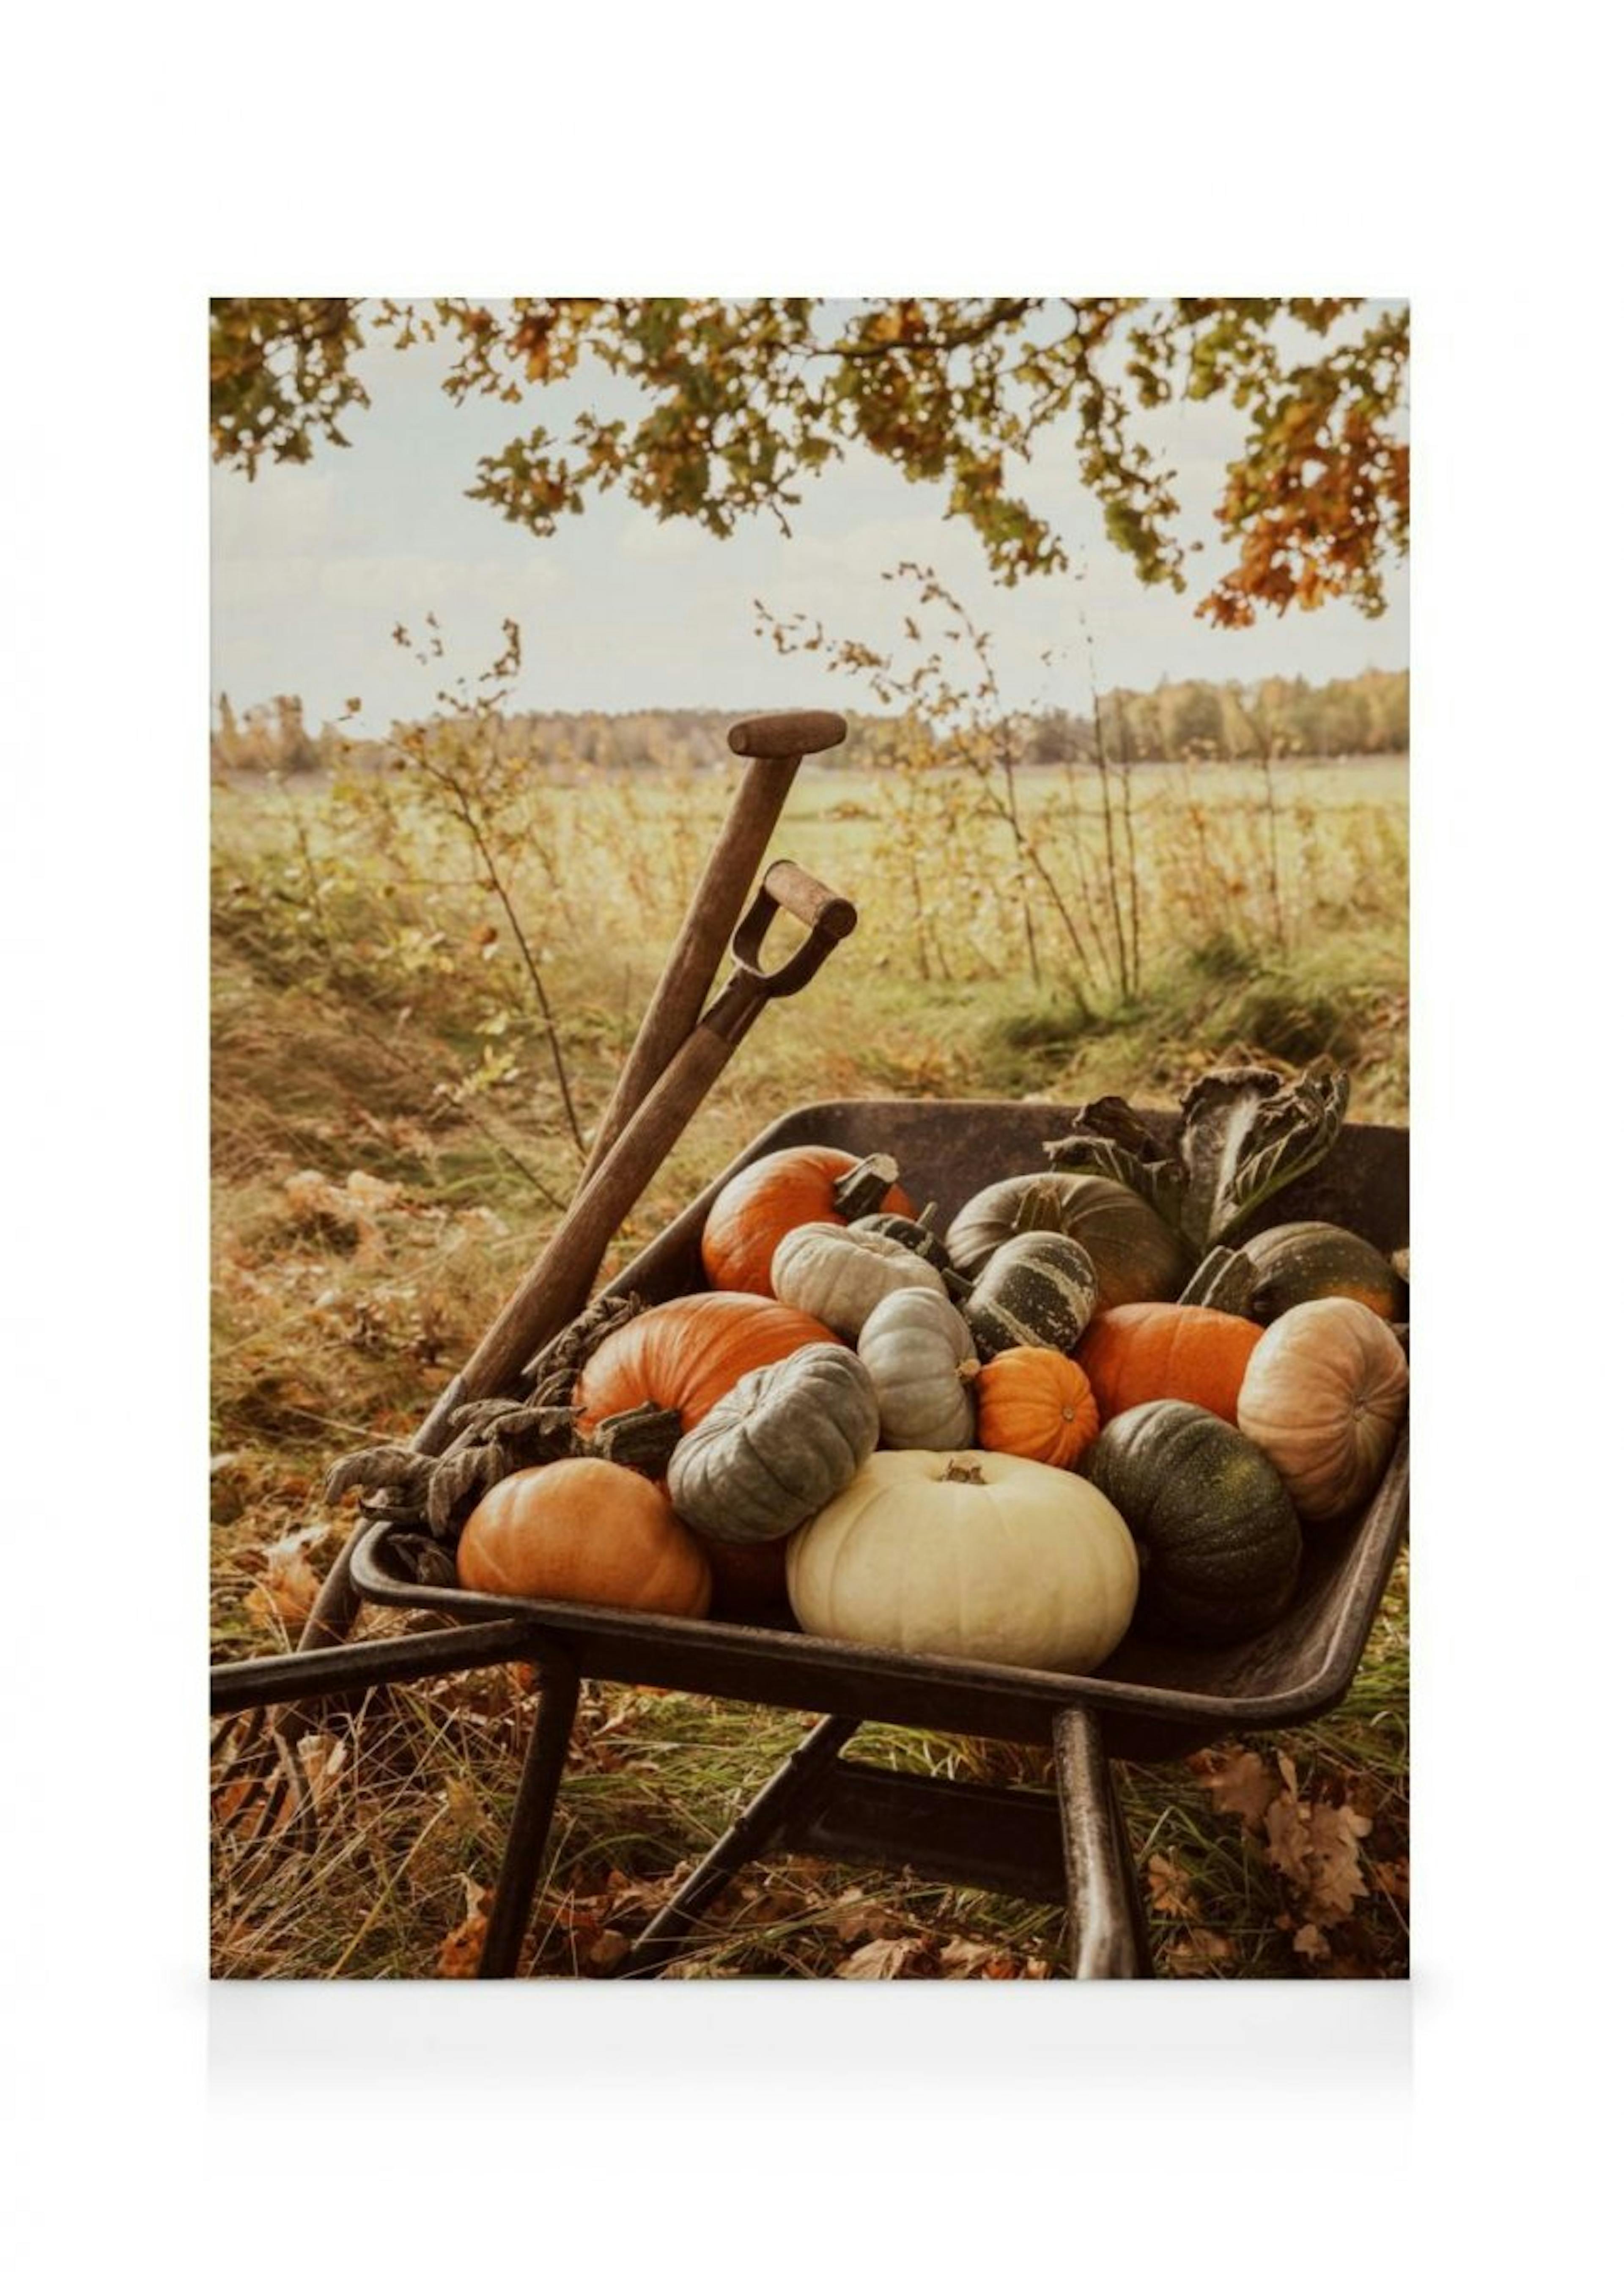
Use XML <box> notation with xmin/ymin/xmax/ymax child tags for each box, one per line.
<box><xmin>354</xmin><ymin>1101</ymin><xmax>1410</xmax><ymax>1760</ymax></box>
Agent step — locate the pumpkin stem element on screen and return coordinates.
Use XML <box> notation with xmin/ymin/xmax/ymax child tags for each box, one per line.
<box><xmin>832</xmin><ymin>1152</ymin><xmax>903</xmax><ymax>1222</ymax></box>
<box><xmin>587</xmin><ymin>1401</ymin><xmax>684</xmax><ymax>1478</ymax></box>
<box><xmin>1010</xmin><ymin>1181</ymin><xmax>1064</xmax><ymax>1239</ymax></box>
<box><xmin>940</xmin><ymin>1453</ymin><xmax>988</xmax><ymax>1485</ymax></box>
<box><xmin>955</xmin><ymin>1357</ymin><xmax>982</xmax><ymax>1383</ymax></box>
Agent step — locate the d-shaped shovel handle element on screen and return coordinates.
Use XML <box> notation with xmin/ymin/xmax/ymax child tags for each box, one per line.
<box><xmin>730</xmin><ymin>859</ymin><xmax>858</xmax><ymax>998</ymax></box>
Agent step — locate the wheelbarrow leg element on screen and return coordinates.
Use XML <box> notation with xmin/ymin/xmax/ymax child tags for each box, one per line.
<box><xmin>618</xmin><ymin>1714</ymin><xmax>860</xmax><ymax>1978</ymax></box>
<box><xmin>477</xmin><ymin>1650</ymin><xmax>582</xmax><ymax>1979</ymax></box>
<box><xmin>1053</xmin><ymin>1707</ymin><xmax>1149</xmax><ymax>1979</ymax></box>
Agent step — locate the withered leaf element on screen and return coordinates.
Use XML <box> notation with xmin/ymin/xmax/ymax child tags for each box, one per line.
<box><xmin>1193</xmin><ymin>1745</ymin><xmax>1281</xmax><ymax>1833</ymax></box>
<box><xmin>1147</xmin><ymin>1853</ymin><xmax>1200</xmax><ymax>1920</ymax></box>
<box><xmin>837</xmin><ymin>1937</ymin><xmax>926</xmax><ymax>1980</ymax></box>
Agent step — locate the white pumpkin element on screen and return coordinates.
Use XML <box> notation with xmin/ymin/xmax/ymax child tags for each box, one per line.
<box><xmin>786</xmin><ymin>1448</ymin><xmax>1139</xmax><ymax>1673</ymax></box>
<box><xmin>770</xmin><ymin>1220</ymin><xmax>945</xmax><ymax>1340</ymax></box>
<box><xmin>1236</xmin><ymin>1295</ymin><xmax>1409</xmax><ymax>1521</ymax></box>
<box><xmin>857</xmin><ymin>1285</ymin><xmax>979</xmax><ymax>1451</ymax></box>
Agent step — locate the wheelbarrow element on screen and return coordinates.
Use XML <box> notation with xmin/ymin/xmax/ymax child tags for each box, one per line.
<box><xmin>211</xmin><ymin>1098</ymin><xmax>1408</xmax><ymax>1979</ymax></box>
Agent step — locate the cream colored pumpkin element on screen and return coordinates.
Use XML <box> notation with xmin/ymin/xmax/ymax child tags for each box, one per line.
<box><xmin>1236</xmin><ymin>1295</ymin><xmax>1409</xmax><ymax>1521</ymax></box>
<box><xmin>857</xmin><ymin>1285</ymin><xmax>979</xmax><ymax>1451</ymax></box>
<box><xmin>785</xmin><ymin>1448</ymin><xmax>1139</xmax><ymax>1673</ymax></box>
<box><xmin>769</xmin><ymin>1220</ymin><xmax>945</xmax><ymax>1339</ymax></box>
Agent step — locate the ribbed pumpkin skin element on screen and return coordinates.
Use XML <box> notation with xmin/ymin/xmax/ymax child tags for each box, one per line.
<box><xmin>786</xmin><ymin>1449</ymin><xmax>1139</xmax><ymax>1673</ymax></box>
<box><xmin>946</xmin><ymin>1173</ymin><xmax>1188</xmax><ymax>1310</ymax></box>
<box><xmin>667</xmin><ymin>1344</ymin><xmax>880</xmax><ymax>1544</ymax></box>
<box><xmin>1237</xmin><ymin>1296</ymin><xmax>1409</xmax><ymax>1520</ymax></box>
<box><xmin>1237</xmin><ymin>1221</ymin><xmax>1406</xmax><ymax>1325</ymax></box>
<box><xmin>701</xmin><ymin>1146</ymin><xmax>914</xmax><ymax>1298</ymax></box>
<box><xmin>457</xmin><ymin>1461</ymin><xmax>713</xmax><ymax>1618</ymax></box>
<box><xmin>962</xmin><ymin>1231</ymin><xmax>1099</xmax><ymax>1359</ymax></box>
<box><xmin>1086</xmin><ymin>1401</ymin><xmax>1301</xmax><ymax>1643</ymax></box>
<box><xmin>574</xmin><ymin>1293</ymin><xmax>839</xmax><ymax>1435</ymax></box>
<box><xmin>769</xmin><ymin>1221</ymin><xmax>944</xmax><ymax>1340</ymax></box>
<box><xmin>975</xmin><ymin>1347</ymin><xmax>1100</xmax><ymax>1469</ymax></box>
<box><xmin>1078</xmin><ymin>1303</ymin><xmax>1263</xmax><ymax>1426</ymax></box>
<box><xmin>858</xmin><ymin>1285</ymin><xmax>979</xmax><ymax>1451</ymax></box>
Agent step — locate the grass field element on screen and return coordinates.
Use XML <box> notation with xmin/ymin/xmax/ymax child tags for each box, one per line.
<box><xmin>210</xmin><ymin>748</ymin><xmax>1409</xmax><ymax>1979</ymax></box>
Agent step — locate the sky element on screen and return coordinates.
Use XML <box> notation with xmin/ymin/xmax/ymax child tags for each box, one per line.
<box><xmin>209</xmin><ymin>301</ymin><xmax>1409</xmax><ymax>735</ymax></box>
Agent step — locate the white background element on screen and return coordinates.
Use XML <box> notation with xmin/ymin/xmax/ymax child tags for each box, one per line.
<box><xmin>5</xmin><ymin>4</ymin><xmax>1618</xmax><ymax>2263</ymax></box>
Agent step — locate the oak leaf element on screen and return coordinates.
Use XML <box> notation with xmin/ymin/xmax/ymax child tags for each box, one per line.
<box><xmin>837</xmin><ymin>1937</ymin><xmax>926</xmax><ymax>1980</ymax></box>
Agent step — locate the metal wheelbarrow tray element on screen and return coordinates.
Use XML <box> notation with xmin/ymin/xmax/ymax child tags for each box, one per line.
<box><xmin>222</xmin><ymin>1099</ymin><xmax>1410</xmax><ymax>1978</ymax></box>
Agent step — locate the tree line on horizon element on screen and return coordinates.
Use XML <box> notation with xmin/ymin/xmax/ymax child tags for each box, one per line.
<box><xmin>211</xmin><ymin>666</ymin><xmax>1409</xmax><ymax>779</ymax></box>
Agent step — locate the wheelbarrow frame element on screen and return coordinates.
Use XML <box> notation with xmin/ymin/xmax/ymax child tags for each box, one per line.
<box><xmin>211</xmin><ymin>1099</ymin><xmax>1409</xmax><ymax>1980</ymax></box>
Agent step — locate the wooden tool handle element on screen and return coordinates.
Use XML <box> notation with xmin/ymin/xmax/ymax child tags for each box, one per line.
<box><xmin>579</xmin><ymin>714</ymin><xmax>846</xmax><ymax>1179</ymax></box>
<box><xmin>761</xmin><ymin>858</ymin><xmax>859</xmax><ymax>938</ymax></box>
<box><xmin>727</xmin><ymin>711</ymin><xmax>847</xmax><ymax>760</ymax></box>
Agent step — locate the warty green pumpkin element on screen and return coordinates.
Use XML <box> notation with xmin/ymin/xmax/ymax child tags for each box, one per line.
<box><xmin>1235</xmin><ymin>1220</ymin><xmax>1407</xmax><ymax>1326</ymax></box>
<box><xmin>786</xmin><ymin>1448</ymin><xmax>1139</xmax><ymax>1673</ymax></box>
<box><xmin>1086</xmin><ymin>1399</ymin><xmax>1302</xmax><ymax>1643</ymax></box>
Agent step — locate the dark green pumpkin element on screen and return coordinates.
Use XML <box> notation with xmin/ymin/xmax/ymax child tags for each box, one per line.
<box><xmin>1086</xmin><ymin>1399</ymin><xmax>1302</xmax><ymax>1643</ymax></box>
<box><xmin>960</xmin><ymin>1231</ymin><xmax>1099</xmax><ymax>1360</ymax></box>
<box><xmin>946</xmin><ymin>1173</ymin><xmax>1188</xmax><ymax>1310</ymax></box>
<box><xmin>1237</xmin><ymin>1220</ymin><xmax>1406</xmax><ymax>1325</ymax></box>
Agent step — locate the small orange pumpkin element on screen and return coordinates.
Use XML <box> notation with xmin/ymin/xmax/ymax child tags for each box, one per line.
<box><xmin>975</xmin><ymin>1347</ymin><xmax>1100</xmax><ymax>1469</ymax></box>
<box><xmin>701</xmin><ymin>1146</ymin><xmax>914</xmax><ymax>1299</ymax></box>
<box><xmin>1076</xmin><ymin>1303</ymin><xmax>1263</xmax><ymax>1426</ymax></box>
<box><xmin>574</xmin><ymin>1292</ymin><xmax>839</xmax><ymax>1434</ymax></box>
<box><xmin>456</xmin><ymin>1460</ymin><xmax>713</xmax><ymax>1618</ymax></box>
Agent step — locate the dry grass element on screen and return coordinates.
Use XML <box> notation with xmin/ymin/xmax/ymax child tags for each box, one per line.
<box><xmin>210</xmin><ymin>755</ymin><xmax>1408</xmax><ymax>1979</ymax></box>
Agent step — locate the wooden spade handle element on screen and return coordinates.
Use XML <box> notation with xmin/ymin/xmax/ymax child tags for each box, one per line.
<box><xmin>579</xmin><ymin>712</ymin><xmax>847</xmax><ymax>1177</ymax></box>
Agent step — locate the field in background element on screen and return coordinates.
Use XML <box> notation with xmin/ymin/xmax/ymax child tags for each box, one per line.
<box><xmin>211</xmin><ymin>751</ymin><xmax>1408</xmax><ymax>1979</ymax></box>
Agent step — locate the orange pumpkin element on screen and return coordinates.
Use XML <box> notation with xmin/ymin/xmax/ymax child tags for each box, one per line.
<box><xmin>974</xmin><ymin>1347</ymin><xmax>1100</xmax><ymax>1469</ymax></box>
<box><xmin>1076</xmin><ymin>1303</ymin><xmax>1263</xmax><ymax>1426</ymax></box>
<box><xmin>574</xmin><ymin>1291</ymin><xmax>839</xmax><ymax>1434</ymax></box>
<box><xmin>456</xmin><ymin>1460</ymin><xmax>713</xmax><ymax>1618</ymax></box>
<box><xmin>701</xmin><ymin>1146</ymin><xmax>914</xmax><ymax>1298</ymax></box>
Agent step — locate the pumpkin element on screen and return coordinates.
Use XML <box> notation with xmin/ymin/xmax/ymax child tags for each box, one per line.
<box><xmin>1236</xmin><ymin>1296</ymin><xmax>1409</xmax><ymax>1521</ymax></box>
<box><xmin>667</xmin><ymin>1343</ymin><xmax>880</xmax><ymax>1544</ymax></box>
<box><xmin>1077</xmin><ymin>1302</ymin><xmax>1262</xmax><ymax>1426</ymax></box>
<box><xmin>770</xmin><ymin>1220</ymin><xmax>946</xmax><ymax>1340</ymax></box>
<box><xmin>961</xmin><ymin>1231</ymin><xmax>1099</xmax><ymax>1360</ymax></box>
<box><xmin>975</xmin><ymin>1347</ymin><xmax>1100</xmax><ymax>1470</ymax></box>
<box><xmin>786</xmin><ymin>1448</ymin><xmax>1139</xmax><ymax>1673</ymax></box>
<box><xmin>848</xmin><ymin>1203</ymin><xmax>959</xmax><ymax>1282</ymax></box>
<box><xmin>1086</xmin><ymin>1401</ymin><xmax>1302</xmax><ymax>1643</ymax></box>
<box><xmin>701</xmin><ymin>1146</ymin><xmax>914</xmax><ymax>1298</ymax></box>
<box><xmin>574</xmin><ymin>1292</ymin><xmax>838</xmax><ymax>1436</ymax></box>
<box><xmin>946</xmin><ymin>1172</ymin><xmax>1188</xmax><ymax>1309</ymax></box>
<box><xmin>456</xmin><ymin>1459</ymin><xmax>712</xmax><ymax>1618</ymax></box>
<box><xmin>857</xmin><ymin>1285</ymin><xmax>979</xmax><ymax>1451</ymax></box>
<box><xmin>1236</xmin><ymin>1220</ymin><xmax>1407</xmax><ymax>1325</ymax></box>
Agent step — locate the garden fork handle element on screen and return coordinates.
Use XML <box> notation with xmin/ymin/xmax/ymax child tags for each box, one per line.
<box><xmin>579</xmin><ymin>711</ymin><xmax>846</xmax><ymax>1177</ymax></box>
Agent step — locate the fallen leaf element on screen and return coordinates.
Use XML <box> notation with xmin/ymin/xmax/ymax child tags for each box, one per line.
<box><xmin>1193</xmin><ymin>1745</ymin><xmax>1281</xmax><ymax>1832</ymax></box>
<box><xmin>1147</xmin><ymin>1852</ymin><xmax>1199</xmax><ymax>1919</ymax></box>
<box><xmin>837</xmin><ymin>1937</ymin><xmax>926</xmax><ymax>1980</ymax></box>
<box><xmin>1163</xmin><ymin>1929</ymin><xmax>1236</xmax><ymax>1977</ymax></box>
<box><xmin>941</xmin><ymin>1936</ymin><xmax>1005</xmax><ymax>1977</ymax></box>
<box><xmin>585</xmin><ymin>1928</ymin><xmax>631</xmax><ymax>1974</ymax></box>
<box><xmin>436</xmin><ymin>1878</ymin><xmax>491</xmax><ymax>1978</ymax></box>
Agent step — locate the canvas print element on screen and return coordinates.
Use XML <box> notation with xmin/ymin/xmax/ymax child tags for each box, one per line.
<box><xmin>210</xmin><ymin>298</ymin><xmax>1409</xmax><ymax>1979</ymax></box>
